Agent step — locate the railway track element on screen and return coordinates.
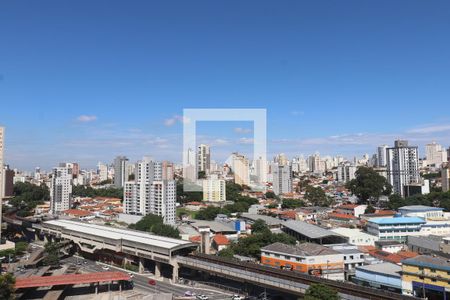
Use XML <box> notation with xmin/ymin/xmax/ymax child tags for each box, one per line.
<box><xmin>188</xmin><ymin>253</ymin><xmax>414</xmax><ymax>300</ymax></box>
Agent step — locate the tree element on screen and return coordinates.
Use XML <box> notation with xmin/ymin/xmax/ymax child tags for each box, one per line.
<box><xmin>281</xmin><ymin>199</ymin><xmax>305</xmax><ymax>209</ymax></box>
<box><xmin>130</xmin><ymin>214</ymin><xmax>180</xmax><ymax>238</ymax></box>
<box><xmin>195</xmin><ymin>206</ymin><xmax>222</xmax><ymax>220</ymax></box>
<box><xmin>251</xmin><ymin>219</ymin><xmax>270</xmax><ymax>234</ymax></box>
<box><xmin>72</xmin><ymin>185</ymin><xmax>123</xmax><ymax>199</ymax></box>
<box><xmin>364</xmin><ymin>204</ymin><xmax>376</xmax><ymax>214</ymax></box>
<box><xmin>0</xmin><ymin>273</ymin><xmax>15</xmax><ymax>300</ymax></box>
<box><xmin>43</xmin><ymin>242</ymin><xmax>61</xmax><ymax>267</ymax></box>
<box><xmin>304</xmin><ymin>283</ymin><xmax>340</xmax><ymax>300</ymax></box>
<box><xmin>14</xmin><ymin>241</ymin><xmax>28</xmax><ymax>255</ymax></box>
<box><xmin>265</xmin><ymin>191</ymin><xmax>276</xmax><ymax>199</ymax></box>
<box><xmin>346</xmin><ymin>167</ymin><xmax>392</xmax><ymax>204</ymax></box>
<box><xmin>217</xmin><ymin>247</ymin><xmax>235</xmax><ymax>258</ymax></box>
<box><xmin>176</xmin><ymin>180</ymin><xmax>203</xmax><ymax>204</ymax></box>
<box><xmin>305</xmin><ymin>186</ymin><xmax>331</xmax><ymax>207</ymax></box>
<box><xmin>9</xmin><ymin>182</ymin><xmax>50</xmax><ymax>216</ymax></box>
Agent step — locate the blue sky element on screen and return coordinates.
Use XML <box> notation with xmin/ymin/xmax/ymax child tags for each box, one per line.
<box><xmin>1</xmin><ymin>1</ymin><xmax>450</xmax><ymax>170</ymax></box>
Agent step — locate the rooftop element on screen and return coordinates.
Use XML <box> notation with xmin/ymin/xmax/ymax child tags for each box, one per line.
<box><xmin>262</xmin><ymin>242</ymin><xmax>340</xmax><ymax>257</ymax></box>
<box><xmin>403</xmin><ymin>255</ymin><xmax>450</xmax><ymax>272</ymax></box>
<box><xmin>241</xmin><ymin>213</ymin><xmax>283</xmax><ymax>226</ymax></box>
<box><xmin>369</xmin><ymin>216</ymin><xmax>425</xmax><ymax>225</ymax></box>
<box><xmin>63</xmin><ymin>209</ymin><xmax>93</xmax><ymax>217</ymax></box>
<box><xmin>398</xmin><ymin>205</ymin><xmax>443</xmax><ymax>212</ymax></box>
<box><xmin>213</xmin><ymin>234</ymin><xmax>230</xmax><ymax>246</ymax></box>
<box><xmin>43</xmin><ymin>219</ymin><xmax>196</xmax><ymax>251</ymax></box>
<box><xmin>190</xmin><ymin>220</ymin><xmax>236</xmax><ymax>233</ymax></box>
<box><xmin>282</xmin><ymin>220</ymin><xmax>344</xmax><ymax>239</ymax></box>
<box><xmin>375</xmin><ymin>240</ymin><xmax>402</xmax><ymax>246</ymax></box>
<box><xmin>356</xmin><ymin>262</ymin><xmax>401</xmax><ymax>277</ymax></box>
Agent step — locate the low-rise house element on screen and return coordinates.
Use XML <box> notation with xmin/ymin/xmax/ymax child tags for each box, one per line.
<box><xmin>402</xmin><ymin>255</ymin><xmax>450</xmax><ymax>298</ymax></box>
<box><xmin>325</xmin><ymin>244</ymin><xmax>365</xmax><ymax>280</ymax></box>
<box><xmin>407</xmin><ymin>235</ymin><xmax>444</xmax><ymax>255</ymax></box>
<box><xmin>366</xmin><ymin>216</ymin><xmax>425</xmax><ymax>242</ymax></box>
<box><xmin>62</xmin><ymin>209</ymin><xmax>94</xmax><ymax>221</ymax></box>
<box><xmin>353</xmin><ymin>262</ymin><xmax>402</xmax><ymax>293</ymax></box>
<box><xmin>260</xmin><ymin>242</ymin><xmax>345</xmax><ymax>281</ymax></box>
<box><xmin>375</xmin><ymin>240</ymin><xmax>404</xmax><ymax>253</ymax></box>
<box><xmin>368</xmin><ymin>249</ymin><xmax>418</xmax><ymax>265</ymax></box>
<box><xmin>330</xmin><ymin>228</ymin><xmax>378</xmax><ymax>246</ymax></box>
<box><xmin>335</xmin><ymin>204</ymin><xmax>367</xmax><ymax>218</ymax></box>
<box><xmin>212</xmin><ymin>234</ymin><xmax>230</xmax><ymax>251</ymax></box>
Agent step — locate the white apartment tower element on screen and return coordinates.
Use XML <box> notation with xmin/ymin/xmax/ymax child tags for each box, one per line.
<box><xmin>203</xmin><ymin>175</ymin><xmax>226</xmax><ymax>202</ymax></box>
<box><xmin>425</xmin><ymin>142</ymin><xmax>447</xmax><ymax>167</ymax></box>
<box><xmin>124</xmin><ymin>157</ymin><xmax>176</xmax><ymax>225</ymax></box>
<box><xmin>50</xmin><ymin>163</ymin><xmax>73</xmax><ymax>215</ymax></box>
<box><xmin>337</xmin><ymin>163</ymin><xmax>357</xmax><ymax>183</ymax></box>
<box><xmin>113</xmin><ymin>156</ymin><xmax>129</xmax><ymax>188</ymax></box>
<box><xmin>309</xmin><ymin>153</ymin><xmax>322</xmax><ymax>174</ymax></box>
<box><xmin>0</xmin><ymin>127</ymin><xmax>4</xmax><ymax>200</ymax></box>
<box><xmin>98</xmin><ymin>162</ymin><xmax>109</xmax><ymax>182</ymax></box>
<box><xmin>442</xmin><ymin>164</ymin><xmax>450</xmax><ymax>193</ymax></box>
<box><xmin>252</xmin><ymin>156</ymin><xmax>267</xmax><ymax>184</ymax></box>
<box><xmin>386</xmin><ymin>140</ymin><xmax>420</xmax><ymax>197</ymax></box>
<box><xmin>197</xmin><ymin>144</ymin><xmax>211</xmax><ymax>175</ymax></box>
<box><xmin>272</xmin><ymin>163</ymin><xmax>292</xmax><ymax>196</ymax></box>
<box><xmin>0</xmin><ymin>127</ymin><xmax>4</xmax><ymax>242</ymax></box>
<box><xmin>377</xmin><ymin>145</ymin><xmax>388</xmax><ymax>167</ymax></box>
<box><xmin>184</xmin><ymin>147</ymin><xmax>197</xmax><ymax>183</ymax></box>
<box><xmin>231</xmin><ymin>152</ymin><xmax>250</xmax><ymax>186</ymax></box>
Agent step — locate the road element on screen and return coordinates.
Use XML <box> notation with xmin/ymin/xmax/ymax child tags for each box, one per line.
<box><xmin>60</xmin><ymin>256</ymin><xmax>237</xmax><ymax>300</ymax></box>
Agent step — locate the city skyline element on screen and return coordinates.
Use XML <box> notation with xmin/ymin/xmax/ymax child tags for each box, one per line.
<box><xmin>1</xmin><ymin>1</ymin><xmax>450</xmax><ymax>169</ymax></box>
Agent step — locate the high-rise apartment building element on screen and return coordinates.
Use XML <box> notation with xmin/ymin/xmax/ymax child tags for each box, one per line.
<box><xmin>308</xmin><ymin>153</ymin><xmax>322</xmax><ymax>174</ymax></box>
<box><xmin>272</xmin><ymin>163</ymin><xmax>292</xmax><ymax>196</ymax></box>
<box><xmin>50</xmin><ymin>163</ymin><xmax>73</xmax><ymax>215</ymax></box>
<box><xmin>386</xmin><ymin>140</ymin><xmax>420</xmax><ymax>197</ymax></box>
<box><xmin>114</xmin><ymin>156</ymin><xmax>129</xmax><ymax>188</ymax></box>
<box><xmin>98</xmin><ymin>162</ymin><xmax>109</xmax><ymax>182</ymax></box>
<box><xmin>377</xmin><ymin>145</ymin><xmax>388</xmax><ymax>167</ymax></box>
<box><xmin>183</xmin><ymin>147</ymin><xmax>197</xmax><ymax>183</ymax></box>
<box><xmin>2</xmin><ymin>166</ymin><xmax>14</xmax><ymax>198</ymax></box>
<box><xmin>252</xmin><ymin>156</ymin><xmax>267</xmax><ymax>184</ymax></box>
<box><xmin>203</xmin><ymin>175</ymin><xmax>226</xmax><ymax>202</ymax></box>
<box><xmin>197</xmin><ymin>144</ymin><xmax>211</xmax><ymax>175</ymax></box>
<box><xmin>0</xmin><ymin>127</ymin><xmax>4</xmax><ymax>200</ymax></box>
<box><xmin>425</xmin><ymin>142</ymin><xmax>447</xmax><ymax>167</ymax></box>
<box><xmin>442</xmin><ymin>164</ymin><xmax>450</xmax><ymax>193</ymax></box>
<box><xmin>231</xmin><ymin>153</ymin><xmax>250</xmax><ymax>186</ymax></box>
<box><xmin>0</xmin><ymin>127</ymin><xmax>3</xmax><ymax>243</ymax></box>
<box><xmin>124</xmin><ymin>157</ymin><xmax>176</xmax><ymax>225</ymax></box>
<box><xmin>337</xmin><ymin>163</ymin><xmax>357</xmax><ymax>183</ymax></box>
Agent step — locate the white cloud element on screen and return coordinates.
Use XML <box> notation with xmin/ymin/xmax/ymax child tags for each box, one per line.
<box><xmin>76</xmin><ymin>115</ymin><xmax>97</xmax><ymax>122</ymax></box>
<box><xmin>407</xmin><ymin>124</ymin><xmax>450</xmax><ymax>134</ymax></box>
<box><xmin>238</xmin><ymin>137</ymin><xmax>254</xmax><ymax>144</ymax></box>
<box><xmin>164</xmin><ymin>115</ymin><xmax>190</xmax><ymax>127</ymax></box>
<box><xmin>234</xmin><ymin>127</ymin><xmax>252</xmax><ymax>134</ymax></box>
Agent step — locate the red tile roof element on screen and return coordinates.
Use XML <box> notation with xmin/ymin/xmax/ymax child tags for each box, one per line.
<box><xmin>328</xmin><ymin>213</ymin><xmax>356</xmax><ymax>220</ymax></box>
<box><xmin>368</xmin><ymin>250</ymin><xmax>418</xmax><ymax>264</ymax></box>
<box><xmin>63</xmin><ymin>209</ymin><xmax>92</xmax><ymax>217</ymax></box>
<box><xmin>213</xmin><ymin>234</ymin><xmax>230</xmax><ymax>246</ymax></box>
<box><xmin>338</xmin><ymin>204</ymin><xmax>359</xmax><ymax>210</ymax></box>
<box><xmin>189</xmin><ymin>235</ymin><xmax>201</xmax><ymax>243</ymax></box>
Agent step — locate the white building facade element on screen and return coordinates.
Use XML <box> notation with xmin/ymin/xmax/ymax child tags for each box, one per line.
<box><xmin>386</xmin><ymin>140</ymin><xmax>420</xmax><ymax>197</ymax></box>
<box><xmin>50</xmin><ymin>163</ymin><xmax>73</xmax><ymax>215</ymax></box>
<box><xmin>272</xmin><ymin>163</ymin><xmax>292</xmax><ymax>195</ymax></box>
<box><xmin>124</xmin><ymin>157</ymin><xmax>176</xmax><ymax>225</ymax></box>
